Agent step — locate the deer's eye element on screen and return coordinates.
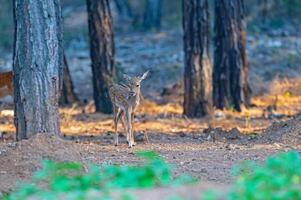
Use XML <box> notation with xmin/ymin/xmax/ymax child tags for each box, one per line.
<box><xmin>136</xmin><ymin>84</ymin><xmax>140</xmax><ymax>87</ymax></box>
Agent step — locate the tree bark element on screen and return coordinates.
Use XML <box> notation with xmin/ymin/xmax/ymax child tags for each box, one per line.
<box><xmin>213</xmin><ymin>0</ymin><xmax>251</xmax><ymax>112</ymax></box>
<box><xmin>13</xmin><ymin>0</ymin><xmax>63</xmax><ymax>140</ymax></box>
<box><xmin>59</xmin><ymin>54</ymin><xmax>78</xmax><ymax>106</ymax></box>
<box><xmin>86</xmin><ymin>0</ymin><xmax>115</xmax><ymax>114</ymax></box>
<box><xmin>183</xmin><ymin>0</ymin><xmax>213</xmax><ymax>118</ymax></box>
<box><xmin>143</xmin><ymin>0</ymin><xmax>162</xmax><ymax>30</ymax></box>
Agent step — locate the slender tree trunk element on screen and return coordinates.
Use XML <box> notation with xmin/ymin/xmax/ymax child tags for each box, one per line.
<box><xmin>59</xmin><ymin>54</ymin><xmax>78</xmax><ymax>106</ymax></box>
<box><xmin>86</xmin><ymin>0</ymin><xmax>115</xmax><ymax>114</ymax></box>
<box><xmin>114</xmin><ymin>0</ymin><xmax>132</xmax><ymax>20</ymax></box>
<box><xmin>13</xmin><ymin>0</ymin><xmax>63</xmax><ymax>140</ymax></box>
<box><xmin>213</xmin><ymin>0</ymin><xmax>251</xmax><ymax>112</ymax></box>
<box><xmin>183</xmin><ymin>0</ymin><xmax>212</xmax><ymax>118</ymax></box>
<box><xmin>143</xmin><ymin>0</ymin><xmax>162</xmax><ymax>30</ymax></box>
<box><xmin>262</xmin><ymin>0</ymin><xmax>268</xmax><ymax>23</ymax></box>
<box><xmin>258</xmin><ymin>0</ymin><xmax>268</xmax><ymax>23</ymax></box>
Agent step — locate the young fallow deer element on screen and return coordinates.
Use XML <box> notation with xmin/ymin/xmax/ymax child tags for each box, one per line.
<box><xmin>109</xmin><ymin>71</ymin><xmax>149</xmax><ymax>148</ymax></box>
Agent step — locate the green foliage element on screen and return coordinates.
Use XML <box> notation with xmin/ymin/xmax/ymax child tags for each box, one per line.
<box><xmin>6</xmin><ymin>151</ymin><xmax>301</xmax><ymax>200</ymax></box>
<box><xmin>201</xmin><ymin>190</ymin><xmax>222</xmax><ymax>200</ymax></box>
<box><xmin>4</xmin><ymin>151</ymin><xmax>195</xmax><ymax>200</ymax></box>
<box><xmin>202</xmin><ymin>151</ymin><xmax>301</xmax><ymax>200</ymax></box>
<box><xmin>230</xmin><ymin>151</ymin><xmax>301</xmax><ymax>200</ymax></box>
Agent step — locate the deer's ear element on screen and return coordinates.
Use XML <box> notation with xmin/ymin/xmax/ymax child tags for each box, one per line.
<box><xmin>140</xmin><ymin>70</ymin><xmax>149</xmax><ymax>80</ymax></box>
<box><xmin>123</xmin><ymin>74</ymin><xmax>131</xmax><ymax>82</ymax></box>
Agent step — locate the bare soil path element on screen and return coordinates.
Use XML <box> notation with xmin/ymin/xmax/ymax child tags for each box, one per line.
<box><xmin>0</xmin><ymin>114</ymin><xmax>300</xmax><ymax>194</ymax></box>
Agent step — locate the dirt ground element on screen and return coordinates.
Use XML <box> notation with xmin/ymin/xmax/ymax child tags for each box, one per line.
<box><xmin>0</xmin><ymin>109</ymin><xmax>300</xmax><ymax>194</ymax></box>
<box><xmin>1</xmin><ymin>31</ymin><xmax>301</xmax><ymax>196</ymax></box>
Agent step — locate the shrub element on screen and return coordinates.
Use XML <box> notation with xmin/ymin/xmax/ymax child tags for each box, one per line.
<box><xmin>230</xmin><ymin>151</ymin><xmax>301</xmax><ymax>200</ymax></box>
<box><xmin>4</xmin><ymin>151</ymin><xmax>195</xmax><ymax>200</ymax></box>
<box><xmin>203</xmin><ymin>151</ymin><xmax>301</xmax><ymax>200</ymax></box>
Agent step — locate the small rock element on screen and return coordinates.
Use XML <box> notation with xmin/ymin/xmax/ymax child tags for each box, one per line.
<box><xmin>7</xmin><ymin>142</ymin><xmax>17</xmax><ymax>149</ymax></box>
<box><xmin>135</xmin><ymin>132</ymin><xmax>145</xmax><ymax>142</ymax></box>
<box><xmin>180</xmin><ymin>132</ymin><xmax>186</xmax><ymax>137</ymax></box>
<box><xmin>214</xmin><ymin>110</ymin><xmax>225</xmax><ymax>120</ymax></box>
<box><xmin>226</xmin><ymin>128</ymin><xmax>241</xmax><ymax>140</ymax></box>
<box><xmin>192</xmin><ymin>135</ymin><xmax>199</xmax><ymax>139</ymax></box>
<box><xmin>248</xmin><ymin>134</ymin><xmax>258</xmax><ymax>140</ymax></box>
<box><xmin>200</xmin><ymin>168</ymin><xmax>207</xmax><ymax>173</ymax></box>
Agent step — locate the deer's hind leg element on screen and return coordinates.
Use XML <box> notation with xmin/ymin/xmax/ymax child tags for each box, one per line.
<box><xmin>120</xmin><ymin>113</ymin><xmax>129</xmax><ymax>142</ymax></box>
<box><xmin>113</xmin><ymin>107</ymin><xmax>122</xmax><ymax>146</ymax></box>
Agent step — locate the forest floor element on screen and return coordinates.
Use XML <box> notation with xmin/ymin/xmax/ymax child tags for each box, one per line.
<box><xmin>0</xmin><ymin>31</ymin><xmax>301</xmax><ymax>196</ymax></box>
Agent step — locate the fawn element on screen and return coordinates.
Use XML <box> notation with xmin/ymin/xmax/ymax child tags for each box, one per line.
<box><xmin>109</xmin><ymin>71</ymin><xmax>149</xmax><ymax>147</ymax></box>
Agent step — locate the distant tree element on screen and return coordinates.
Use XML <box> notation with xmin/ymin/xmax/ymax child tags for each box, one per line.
<box><xmin>213</xmin><ymin>0</ymin><xmax>251</xmax><ymax>112</ymax></box>
<box><xmin>183</xmin><ymin>0</ymin><xmax>213</xmax><ymax>118</ymax></box>
<box><xmin>114</xmin><ymin>0</ymin><xmax>133</xmax><ymax>21</ymax></box>
<box><xmin>13</xmin><ymin>0</ymin><xmax>62</xmax><ymax>140</ymax></box>
<box><xmin>262</xmin><ymin>0</ymin><xmax>268</xmax><ymax>23</ymax></box>
<box><xmin>86</xmin><ymin>0</ymin><xmax>115</xmax><ymax>113</ymax></box>
<box><xmin>257</xmin><ymin>0</ymin><xmax>268</xmax><ymax>23</ymax></box>
<box><xmin>59</xmin><ymin>55</ymin><xmax>78</xmax><ymax>106</ymax></box>
<box><xmin>143</xmin><ymin>0</ymin><xmax>162</xmax><ymax>30</ymax></box>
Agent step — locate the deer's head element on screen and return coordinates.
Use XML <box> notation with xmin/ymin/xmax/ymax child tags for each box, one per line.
<box><xmin>123</xmin><ymin>70</ymin><xmax>149</xmax><ymax>95</ymax></box>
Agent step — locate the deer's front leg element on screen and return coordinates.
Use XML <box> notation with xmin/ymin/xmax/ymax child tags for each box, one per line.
<box><xmin>125</xmin><ymin>107</ymin><xmax>133</xmax><ymax>148</ymax></box>
<box><xmin>114</xmin><ymin>107</ymin><xmax>122</xmax><ymax>146</ymax></box>
<box><xmin>131</xmin><ymin>112</ymin><xmax>136</xmax><ymax>146</ymax></box>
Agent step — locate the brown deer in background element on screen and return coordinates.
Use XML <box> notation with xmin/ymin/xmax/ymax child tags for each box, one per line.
<box><xmin>0</xmin><ymin>71</ymin><xmax>13</xmax><ymax>138</ymax></box>
<box><xmin>109</xmin><ymin>71</ymin><xmax>149</xmax><ymax>147</ymax></box>
<box><xmin>0</xmin><ymin>71</ymin><xmax>13</xmax><ymax>98</ymax></box>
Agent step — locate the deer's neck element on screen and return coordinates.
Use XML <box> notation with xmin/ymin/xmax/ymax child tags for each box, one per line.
<box><xmin>131</xmin><ymin>89</ymin><xmax>141</xmax><ymax>109</ymax></box>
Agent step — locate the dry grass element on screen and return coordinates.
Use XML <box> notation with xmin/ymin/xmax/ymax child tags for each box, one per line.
<box><xmin>1</xmin><ymin>77</ymin><xmax>301</xmax><ymax>138</ymax></box>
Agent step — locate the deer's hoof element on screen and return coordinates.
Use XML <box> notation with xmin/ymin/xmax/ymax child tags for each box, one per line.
<box><xmin>128</xmin><ymin>142</ymin><xmax>134</xmax><ymax>148</ymax></box>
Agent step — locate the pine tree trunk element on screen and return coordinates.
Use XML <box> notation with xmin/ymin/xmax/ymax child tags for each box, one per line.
<box><xmin>114</xmin><ymin>0</ymin><xmax>132</xmax><ymax>20</ymax></box>
<box><xmin>143</xmin><ymin>0</ymin><xmax>162</xmax><ymax>30</ymax></box>
<box><xmin>213</xmin><ymin>0</ymin><xmax>251</xmax><ymax>112</ymax></box>
<box><xmin>59</xmin><ymin>55</ymin><xmax>78</xmax><ymax>106</ymax></box>
<box><xmin>183</xmin><ymin>0</ymin><xmax>213</xmax><ymax>118</ymax></box>
<box><xmin>262</xmin><ymin>0</ymin><xmax>268</xmax><ymax>23</ymax></box>
<box><xmin>86</xmin><ymin>0</ymin><xmax>115</xmax><ymax>114</ymax></box>
<box><xmin>13</xmin><ymin>0</ymin><xmax>63</xmax><ymax>140</ymax></box>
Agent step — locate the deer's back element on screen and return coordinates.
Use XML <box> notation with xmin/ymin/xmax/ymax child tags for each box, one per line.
<box><xmin>109</xmin><ymin>83</ymin><xmax>139</xmax><ymax>110</ymax></box>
